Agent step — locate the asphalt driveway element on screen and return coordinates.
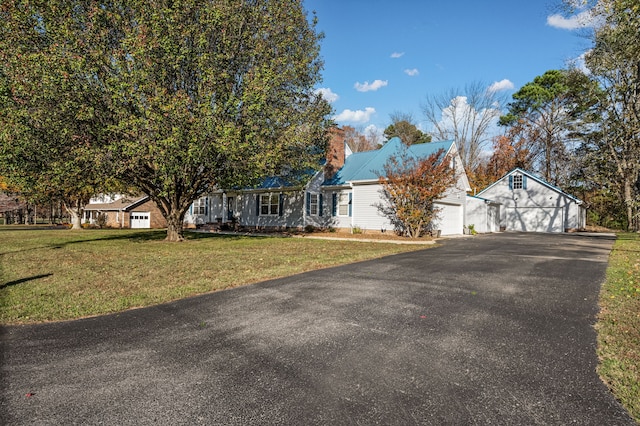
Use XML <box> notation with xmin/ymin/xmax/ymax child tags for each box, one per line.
<box><xmin>0</xmin><ymin>232</ymin><xmax>635</xmax><ymax>425</ymax></box>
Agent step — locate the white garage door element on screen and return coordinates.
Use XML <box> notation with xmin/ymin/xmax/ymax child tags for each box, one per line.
<box><xmin>506</xmin><ymin>207</ymin><xmax>563</xmax><ymax>233</ymax></box>
<box><xmin>434</xmin><ymin>203</ymin><xmax>463</xmax><ymax>235</ymax></box>
<box><xmin>130</xmin><ymin>212</ymin><xmax>151</xmax><ymax>229</ymax></box>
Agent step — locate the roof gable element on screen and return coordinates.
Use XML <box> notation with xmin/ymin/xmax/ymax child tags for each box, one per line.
<box><xmin>323</xmin><ymin>137</ymin><xmax>454</xmax><ymax>186</ymax></box>
<box><xmin>477</xmin><ymin>168</ymin><xmax>582</xmax><ymax>203</ymax></box>
<box><xmin>84</xmin><ymin>195</ymin><xmax>149</xmax><ymax>211</ymax></box>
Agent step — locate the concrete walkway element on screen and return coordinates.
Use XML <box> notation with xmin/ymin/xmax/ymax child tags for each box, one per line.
<box><xmin>0</xmin><ymin>233</ymin><xmax>634</xmax><ymax>425</ymax></box>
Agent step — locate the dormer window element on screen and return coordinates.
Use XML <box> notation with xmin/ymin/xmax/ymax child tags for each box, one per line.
<box><xmin>513</xmin><ymin>174</ymin><xmax>523</xmax><ymax>189</ymax></box>
<box><xmin>509</xmin><ymin>173</ymin><xmax>527</xmax><ymax>190</ymax></box>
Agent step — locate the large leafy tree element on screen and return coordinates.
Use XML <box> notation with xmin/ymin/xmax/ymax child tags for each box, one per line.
<box><xmin>0</xmin><ymin>2</ymin><xmax>116</xmax><ymax>228</ymax></box>
<box><xmin>579</xmin><ymin>0</ymin><xmax>640</xmax><ymax>231</ymax></box>
<box><xmin>1</xmin><ymin>0</ymin><xmax>330</xmax><ymax>241</ymax></box>
<box><xmin>499</xmin><ymin>69</ymin><xmax>599</xmax><ymax>186</ymax></box>
<box><xmin>383</xmin><ymin>112</ymin><xmax>431</xmax><ymax>145</ymax></box>
<box><xmin>376</xmin><ymin>148</ymin><xmax>456</xmax><ymax>238</ymax></box>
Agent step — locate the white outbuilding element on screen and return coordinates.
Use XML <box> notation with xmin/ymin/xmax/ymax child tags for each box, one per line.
<box><xmin>475</xmin><ymin>168</ymin><xmax>586</xmax><ymax>233</ymax></box>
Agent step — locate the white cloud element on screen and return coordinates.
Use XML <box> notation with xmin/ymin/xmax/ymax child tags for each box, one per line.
<box><xmin>547</xmin><ymin>10</ymin><xmax>594</xmax><ymax>30</ymax></box>
<box><xmin>566</xmin><ymin>51</ymin><xmax>590</xmax><ymax>74</ymax></box>
<box><xmin>404</xmin><ymin>68</ymin><xmax>419</xmax><ymax>77</ymax></box>
<box><xmin>333</xmin><ymin>107</ymin><xmax>376</xmax><ymax>124</ymax></box>
<box><xmin>314</xmin><ymin>87</ymin><xmax>339</xmax><ymax>103</ymax></box>
<box><xmin>354</xmin><ymin>80</ymin><xmax>388</xmax><ymax>92</ymax></box>
<box><xmin>364</xmin><ymin>124</ymin><xmax>380</xmax><ymax>135</ymax></box>
<box><xmin>488</xmin><ymin>79</ymin><xmax>514</xmax><ymax>92</ymax></box>
<box><xmin>390</xmin><ymin>52</ymin><xmax>405</xmax><ymax>58</ymax></box>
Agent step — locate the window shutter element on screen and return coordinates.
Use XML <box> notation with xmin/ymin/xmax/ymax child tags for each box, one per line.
<box><xmin>205</xmin><ymin>197</ymin><xmax>209</xmax><ymax>216</ymax></box>
<box><xmin>332</xmin><ymin>193</ymin><xmax>337</xmax><ymax>216</ymax></box>
<box><xmin>279</xmin><ymin>193</ymin><xmax>284</xmax><ymax>217</ymax></box>
<box><xmin>348</xmin><ymin>193</ymin><xmax>352</xmax><ymax>217</ymax></box>
<box><xmin>189</xmin><ymin>204</ymin><xmax>193</xmax><ymax>215</ymax></box>
<box><xmin>522</xmin><ymin>175</ymin><xmax>527</xmax><ymax>189</ymax></box>
<box><xmin>509</xmin><ymin>175</ymin><xmax>513</xmax><ymax>190</ymax></box>
<box><xmin>256</xmin><ymin>194</ymin><xmax>260</xmax><ymax>216</ymax></box>
<box><xmin>319</xmin><ymin>194</ymin><xmax>324</xmax><ymax>217</ymax></box>
<box><xmin>306</xmin><ymin>192</ymin><xmax>310</xmax><ymax>215</ymax></box>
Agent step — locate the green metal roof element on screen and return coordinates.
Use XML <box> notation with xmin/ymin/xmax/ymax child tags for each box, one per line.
<box><xmin>323</xmin><ymin>137</ymin><xmax>454</xmax><ymax>186</ymax></box>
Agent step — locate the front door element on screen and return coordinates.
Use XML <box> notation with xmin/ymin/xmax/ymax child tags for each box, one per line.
<box><xmin>227</xmin><ymin>197</ymin><xmax>234</xmax><ymax>221</ymax></box>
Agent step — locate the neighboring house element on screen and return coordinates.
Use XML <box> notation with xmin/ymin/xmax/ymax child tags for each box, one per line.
<box><xmin>475</xmin><ymin>168</ymin><xmax>586</xmax><ymax>233</ymax></box>
<box><xmin>188</xmin><ymin>134</ymin><xmax>471</xmax><ymax>236</ymax></box>
<box><xmin>84</xmin><ymin>194</ymin><xmax>167</xmax><ymax>229</ymax></box>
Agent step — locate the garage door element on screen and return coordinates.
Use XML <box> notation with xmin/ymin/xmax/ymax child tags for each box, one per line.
<box><xmin>130</xmin><ymin>212</ymin><xmax>151</xmax><ymax>229</ymax></box>
<box><xmin>506</xmin><ymin>207</ymin><xmax>563</xmax><ymax>233</ymax></box>
<box><xmin>434</xmin><ymin>203</ymin><xmax>463</xmax><ymax>235</ymax></box>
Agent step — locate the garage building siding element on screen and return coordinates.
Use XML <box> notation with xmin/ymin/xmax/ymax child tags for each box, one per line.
<box><xmin>476</xmin><ymin>169</ymin><xmax>585</xmax><ymax>233</ymax></box>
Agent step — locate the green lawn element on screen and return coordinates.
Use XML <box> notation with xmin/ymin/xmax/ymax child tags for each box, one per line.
<box><xmin>0</xmin><ymin>227</ymin><xmax>426</xmax><ymax>324</ymax></box>
<box><xmin>597</xmin><ymin>232</ymin><xmax>640</xmax><ymax>422</ymax></box>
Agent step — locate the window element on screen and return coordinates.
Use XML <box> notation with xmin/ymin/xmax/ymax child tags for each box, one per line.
<box><xmin>338</xmin><ymin>192</ymin><xmax>351</xmax><ymax>216</ymax></box>
<box><xmin>309</xmin><ymin>193</ymin><xmax>318</xmax><ymax>216</ymax></box>
<box><xmin>260</xmin><ymin>194</ymin><xmax>279</xmax><ymax>216</ymax></box>
<box><xmin>193</xmin><ymin>197</ymin><xmax>207</xmax><ymax>215</ymax></box>
<box><xmin>512</xmin><ymin>174</ymin><xmax>523</xmax><ymax>190</ymax></box>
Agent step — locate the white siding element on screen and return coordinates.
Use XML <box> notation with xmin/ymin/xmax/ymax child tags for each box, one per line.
<box><xmin>238</xmin><ymin>191</ymin><xmax>305</xmax><ymax>228</ymax></box>
<box><xmin>209</xmin><ymin>194</ymin><xmax>224</xmax><ymax>222</ymax></box>
<box><xmin>305</xmin><ymin>171</ymin><xmax>334</xmax><ymax>229</ymax></box>
<box><xmin>466</xmin><ymin>196</ymin><xmax>500</xmax><ymax>233</ymax></box>
<box><xmin>506</xmin><ymin>207</ymin><xmax>563</xmax><ymax>232</ymax></box>
<box><xmin>350</xmin><ymin>180</ymin><xmax>467</xmax><ymax>235</ymax></box>
<box><xmin>323</xmin><ymin>189</ymin><xmax>353</xmax><ymax>229</ymax></box>
<box><xmin>352</xmin><ymin>183</ymin><xmax>392</xmax><ymax>232</ymax></box>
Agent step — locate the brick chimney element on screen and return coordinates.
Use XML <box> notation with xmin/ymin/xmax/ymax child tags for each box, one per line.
<box><xmin>325</xmin><ymin>127</ymin><xmax>346</xmax><ymax>180</ymax></box>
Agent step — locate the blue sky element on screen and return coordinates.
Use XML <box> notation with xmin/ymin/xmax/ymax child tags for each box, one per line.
<box><xmin>304</xmin><ymin>0</ymin><xmax>593</xmax><ymax>138</ymax></box>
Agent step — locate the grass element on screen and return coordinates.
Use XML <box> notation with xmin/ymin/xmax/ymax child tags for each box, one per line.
<box><xmin>596</xmin><ymin>232</ymin><xmax>640</xmax><ymax>422</ymax></box>
<box><xmin>0</xmin><ymin>227</ymin><xmax>426</xmax><ymax>324</ymax></box>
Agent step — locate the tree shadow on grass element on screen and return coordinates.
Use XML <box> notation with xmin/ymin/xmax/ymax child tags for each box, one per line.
<box><xmin>0</xmin><ymin>229</ymin><xmax>168</xmax><ymax>256</ymax></box>
<box><xmin>0</xmin><ymin>229</ymin><xmax>275</xmax><ymax>257</ymax></box>
<box><xmin>184</xmin><ymin>231</ymin><xmax>271</xmax><ymax>241</ymax></box>
<box><xmin>1</xmin><ymin>273</ymin><xmax>53</xmax><ymax>290</ymax></box>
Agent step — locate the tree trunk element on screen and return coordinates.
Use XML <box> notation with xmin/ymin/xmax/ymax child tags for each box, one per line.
<box><xmin>165</xmin><ymin>210</ymin><xmax>186</xmax><ymax>242</ymax></box>
<box><xmin>63</xmin><ymin>200</ymin><xmax>83</xmax><ymax>230</ymax></box>
<box><xmin>623</xmin><ymin>178</ymin><xmax>636</xmax><ymax>232</ymax></box>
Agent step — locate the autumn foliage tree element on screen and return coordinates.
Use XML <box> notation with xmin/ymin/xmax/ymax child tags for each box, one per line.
<box><xmin>377</xmin><ymin>148</ymin><xmax>456</xmax><ymax>238</ymax></box>
<box><xmin>469</xmin><ymin>120</ymin><xmax>538</xmax><ymax>191</ymax></box>
<box><xmin>342</xmin><ymin>126</ymin><xmax>377</xmax><ymax>152</ymax></box>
